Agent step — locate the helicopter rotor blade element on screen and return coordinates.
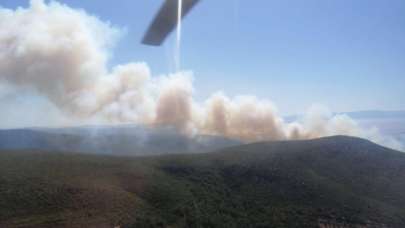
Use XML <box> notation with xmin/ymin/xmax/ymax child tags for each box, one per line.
<box><xmin>142</xmin><ymin>0</ymin><xmax>200</xmax><ymax>46</ymax></box>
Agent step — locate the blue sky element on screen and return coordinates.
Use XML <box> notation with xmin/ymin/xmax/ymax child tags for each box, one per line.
<box><xmin>2</xmin><ymin>0</ymin><xmax>405</xmax><ymax>115</ymax></box>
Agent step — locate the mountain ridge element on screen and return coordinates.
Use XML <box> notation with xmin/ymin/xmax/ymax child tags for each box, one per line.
<box><xmin>0</xmin><ymin>126</ymin><xmax>240</xmax><ymax>156</ymax></box>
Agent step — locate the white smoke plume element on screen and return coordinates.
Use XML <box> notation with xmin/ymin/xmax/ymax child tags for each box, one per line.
<box><xmin>0</xmin><ymin>0</ymin><xmax>403</xmax><ymax>151</ymax></box>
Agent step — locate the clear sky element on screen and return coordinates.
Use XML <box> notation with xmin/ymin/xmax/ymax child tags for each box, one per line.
<box><xmin>1</xmin><ymin>0</ymin><xmax>404</xmax><ymax>115</ymax></box>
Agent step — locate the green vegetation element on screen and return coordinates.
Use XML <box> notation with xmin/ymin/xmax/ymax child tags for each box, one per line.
<box><xmin>1</xmin><ymin>136</ymin><xmax>405</xmax><ymax>227</ymax></box>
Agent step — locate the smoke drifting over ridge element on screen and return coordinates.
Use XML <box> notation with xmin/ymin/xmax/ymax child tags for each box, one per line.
<box><xmin>0</xmin><ymin>0</ymin><xmax>403</xmax><ymax>150</ymax></box>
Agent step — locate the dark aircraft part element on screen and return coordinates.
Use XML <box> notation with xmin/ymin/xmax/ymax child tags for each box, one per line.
<box><xmin>142</xmin><ymin>0</ymin><xmax>200</xmax><ymax>46</ymax></box>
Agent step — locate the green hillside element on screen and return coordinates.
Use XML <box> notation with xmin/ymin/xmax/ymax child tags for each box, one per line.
<box><xmin>1</xmin><ymin>136</ymin><xmax>404</xmax><ymax>228</ymax></box>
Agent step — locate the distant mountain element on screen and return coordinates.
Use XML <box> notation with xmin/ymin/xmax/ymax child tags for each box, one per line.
<box><xmin>1</xmin><ymin>136</ymin><xmax>404</xmax><ymax>227</ymax></box>
<box><xmin>342</xmin><ymin>110</ymin><xmax>405</xmax><ymax>119</ymax></box>
<box><xmin>285</xmin><ymin>110</ymin><xmax>405</xmax><ymax>122</ymax></box>
<box><xmin>0</xmin><ymin>126</ymin><xmax>240</xmax><ymax>156</ymax></box>
<box><xmin>341</xmin><ymin>111</ymin><xmax>405</xmax><ymax>138</ymax></box>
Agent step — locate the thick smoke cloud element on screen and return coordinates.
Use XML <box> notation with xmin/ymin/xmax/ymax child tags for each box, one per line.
<box><xmin>201</xmin><ymin>93</ymin><xmax>286</xmax><ymax>141</ymax></box>
<box><xmin>0</xmin><ymin>0</ymin><xmax>403</xmax><ymax>151</ymax></box>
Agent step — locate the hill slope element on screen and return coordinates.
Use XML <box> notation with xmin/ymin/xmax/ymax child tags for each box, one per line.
<box><xmin>0</xmin><ymin>136</ymin><xmax>404</xmax><ymax>227</ymax></box>
<box><xmin>0</xmin><ymin>126</ymin><xmax>240</xmax><ymax>156</ymax></box>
